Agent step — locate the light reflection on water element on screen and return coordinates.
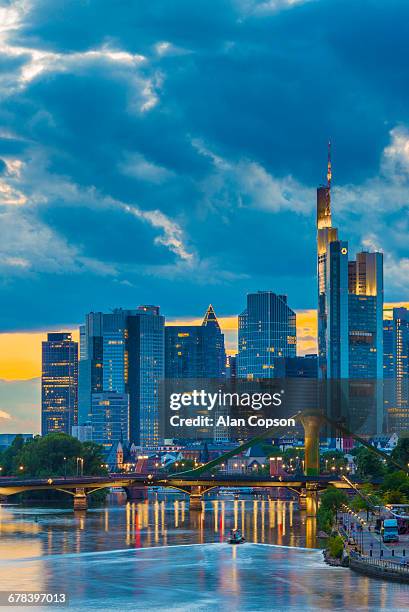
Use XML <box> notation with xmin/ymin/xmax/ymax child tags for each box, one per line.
<box><xmin>0</xmin><ymin>491</ymin><xmax>408</xmax><ymax>610</ymax></box>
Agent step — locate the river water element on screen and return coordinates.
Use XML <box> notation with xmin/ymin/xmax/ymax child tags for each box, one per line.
<box><xmin>0</xmin><ymin>490</ymin><xmax>408</xmax><ymax>610</ymax></box>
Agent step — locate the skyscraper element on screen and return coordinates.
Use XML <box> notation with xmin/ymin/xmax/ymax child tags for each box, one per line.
<box><xmin>326</xmin><ymin>239</ymin><xmax>349</xmax><ymax>379</ymax></box>
<box><xmin>237</xmin><ymin>291</ymin><xmax>296</xmax><ymax>379</ymax></box>
<box><xmin>78</xmin><ymin>313</ymin><xmax>104</xmax><ymax>425</ymax></box>
<box><xmin>165</xmin><ymin>305</ymin><xmax>226</xmax><ymax>379</ymax></box>
<box><xmin>225</xmin><ymin>354</ymin><xmax>237</xmax><ymax>379</ymax></box>
<box><xmin>127</xmin><ymin>305</ymin><xmax>164</xmax><ymax>447</ymax></box>
<box><xmin>384</xmin><ymin>307</ymin><xmax>409</xmax><ymax>433</ymax></box>
<box><xmin>79</xmin><ymin>306</ymin><xmax>164</xmax><ymax>448</ymax></box>
<box><xmin>348</xmin><ymin>251</ymin><xmax>383</xmax><ymax>380</ymax></box>
<box><xmin>317</xmin><ymin>143</ymin><xmax>349</xmax><ymax>380</ymax></box>
<box><xmin>316</xmin><ymin>146</ymin><xmax>384</xmax><ymax>432</ymax></box>
<box><xmin>41</xmin><ymin>332</ymin><xmax>78</xmax><ymax>435</ymax></box>
<box><xmin>91</xmin><ymin>392</ymin><xmax>129</xmax><ymax>453</ymax></box>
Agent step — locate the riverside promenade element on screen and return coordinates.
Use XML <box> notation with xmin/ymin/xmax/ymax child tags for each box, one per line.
<box><xmin>338</xmin><ymin>508</ymin><xmax>409</xmax><ymax>583</ymax></box>
<box><xmin>339</xmin><ymin>509</ymin><xmax>409</xmax><ymax>560</ymax></box>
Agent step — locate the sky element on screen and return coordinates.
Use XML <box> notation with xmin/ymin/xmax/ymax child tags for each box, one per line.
<box><xmin>1</xmin><ymin>0</ymin><xmax>409</xmax><ymax>433</ymax></box>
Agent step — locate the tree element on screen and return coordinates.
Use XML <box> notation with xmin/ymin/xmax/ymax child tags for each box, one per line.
<box><xmin>283</xmin><ymin>448</ymin><xmax>304</xmax><ymax>462</ymax></box>
<box><xmin>2</xmin><ymin>433</ymin><xmax>108</xmax><ymax>478</ymax></box>
<box><xmin>317</xmin><ymin>506</ymin><xmax>333</xmax><ymax>534</ymax></box>
<box><xmin>350</xmin><ymin>483</ymin><xmax>382</xmax><ymax>515</ymax></box>
<box><xmin>0</xmin><ymin>434</ymin><xmax>27</xmax><ymax>475</ymax></box>
<box><xmin>321</xmin><ymin>449</ymin><xmax>347</xmax><ymax>472</ymax></box>
<box><xmin>380</xmin><ymin>470</ymin><xmax>409</xmax><ymax>504</ymax></box>
<box><xmin>320</xmin><ymin>487</ymin><xmax>348</xmax><ymax>512</ymax></box>
<box><xmin>383</xmin><ymin>490</ymin><xmax>407</xmax><ymax>504</ymax></box>
<box><xmin>381</xmin><ymin>470</ymin><xmax>408</xmax><ymax>493</ymax></box>
<box><xmin>355</xmin><ymin>448</ymin><xmax>385</xmax><ymax>479</ymax></box>
<box><xmin>81</xmin><ymin>442</ymin><xmax>109</xmax><ymax>475</ymax></box>
<box><xmin>391</xmin><ymin>437</ymin><xmax>409</xmax><ymax>468</ymax></box>
<box><xmin>328</xmin><ymin>535</ymin><xmax>344</xmax><ymax>559</ymax></box>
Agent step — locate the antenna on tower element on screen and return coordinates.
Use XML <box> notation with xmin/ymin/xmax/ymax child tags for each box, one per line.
<box><xmin>327</xmin><ymin>140</ymin><xmax>332</xmax><ymax>189</ymax></box>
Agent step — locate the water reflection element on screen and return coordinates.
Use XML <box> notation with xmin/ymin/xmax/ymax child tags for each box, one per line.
<box><xmin>0</xmin><ymin>493</ymin><xmax>317</xmax><ymax>555</ymax></box>
<box><xmin>0</xmin><ymin>494</ymin><xmax>409</xmax><ymax>610</ymax></box>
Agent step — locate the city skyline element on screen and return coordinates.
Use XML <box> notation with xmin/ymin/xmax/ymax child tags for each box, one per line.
<box><xmin>2</xmin><ymin>0</ymin><xmax>409</xmax><ymax>435</ymax></box>
<box><xmin>3</xmin><ymin>300</ymin><xmax>409</xmax><ymax>435</ymax></box>
<box><xmin>1</xmin><ymin>3</ymin><xmax>409</xmax><ymax>607</ymax></box>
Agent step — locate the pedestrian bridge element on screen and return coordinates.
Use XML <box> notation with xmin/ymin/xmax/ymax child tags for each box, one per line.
<box><xmin>0</xmin><ymin>409</ymin><xmax>401</xmax><ymax>513</ymax></box>
<box><xmin>0</xmin><ymin>472</ymin><xmax>360</xmax><ymax>512</ymax></box>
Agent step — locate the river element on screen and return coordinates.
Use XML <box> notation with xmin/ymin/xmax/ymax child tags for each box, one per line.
<box><xmin>0</xmin><ymin>491</ymin><xmax>408</xmax><ymax>610</ymax></box>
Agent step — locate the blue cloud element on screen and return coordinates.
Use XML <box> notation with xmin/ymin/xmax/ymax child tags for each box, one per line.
<box><xmin>0</xmin><ymin>0</ymin><xmax>409</xmax><ymax>333</ymax></box>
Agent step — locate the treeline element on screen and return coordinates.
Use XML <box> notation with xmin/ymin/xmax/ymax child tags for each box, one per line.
<box><xmin>0</xmin><ymin>433</ymin><xmax>108</xmax><ymax>479</ymax></box>
<box><xmin>351</xmin><ymin>436</ymin><xmax>409</xmax><ymax>504</ymax></box>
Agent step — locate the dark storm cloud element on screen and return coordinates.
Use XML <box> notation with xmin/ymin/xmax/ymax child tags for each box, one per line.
<box><xmin>11</xmin><ymin>0</ymin><xmax>239</xmax><ymax>54</ymax></box>
<box><xmin>39</xmin><ymin>204</ymin><xmax>181</xmax><ymax>266</ymax></box>
<box><xmin>1</xmin><ymin>0</ymin><xmax>409</xmax><ymax>331</ymax></box>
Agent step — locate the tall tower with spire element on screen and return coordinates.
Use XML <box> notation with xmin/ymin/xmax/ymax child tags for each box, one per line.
<box><xmin>316</xmin><ymin>144</ymin><xmax>384</xmax><ymax>434</ymax></box>
<box><xmin>317</xmin><ymin>143</ymin><xmax>349</xmax><ymax>380</ymax></box>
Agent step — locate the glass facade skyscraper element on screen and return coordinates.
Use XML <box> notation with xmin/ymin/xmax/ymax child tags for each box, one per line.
<box><xmin>127</xmin><ymin>306</ymin><xmax>165</xmax><ymax>447</ymax></box>
<box><xmin>238</xmin><ymin>291</ymin><xmax>296</xmax><ymax>379</ymax></box>
<box><xmin>384</xmin><ymin>307</ymin><xmax>409</xmax><ymax>433</ymax></box>
<box><xmin>348</xmin><ymin>251</ymin><xmax>383</xmax><ymax>380</ymax></box>
<box><xmin>317</xmin><ymin>164</ymin><xmax>349</xmax><ymax>380</ymax></box>
<box><xmin>316</xmin><ymin>151</ymin><xmax>384</xmax><ymax>432</ymax></box>
<box><xmin>41</xmin><ymin>332</ymin><xmax>78</xmax><ymax>435</ymax></box>
<box><xmin>165</xmin><ymin>305</ymin><xmax>226</xmax><ymax>379</ymax></box>
<box><xmin>79</xmin><ymin>306</ymin><xmax>164</xmax><ymax>448</ymax></box>
<box><xmin>102</xmin><ymin>311</ymin><xmax>128</xmax><ymax>394</ymax></box>
<box><xmin>91</xmin><ymin>392</ymin><xmax>129</xmax><ymax>453</ymax></box>
<box><xmin>78</xmin><ymin>313</ymin><xmax>103</xmax><ymax>425</ymax></box>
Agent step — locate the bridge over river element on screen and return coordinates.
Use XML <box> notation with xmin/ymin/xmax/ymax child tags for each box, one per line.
<box><xmin>0</xmin><ymin>410</ymin><xmax>403</xmax><ymax>512</ymax></box>
<box><xmin>0</xmin><ymin>471</ymin><xmax>364</xmax><ymax>512</ymax></box>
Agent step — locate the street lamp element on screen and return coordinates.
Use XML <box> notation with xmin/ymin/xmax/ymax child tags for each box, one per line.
<box><xmin>19</xmin><ymin>465</ymin><xmax>24</xmax><ymax>472</ymax></box>
<box><xmin>76</xmin><ymin>457</ymin><xmax>84</xmax><ymax>476</ymax></box>
<box><xmin>63</xmin><ymin>456</ymin><xmax>67</xmax><ymax>479</ymax></box>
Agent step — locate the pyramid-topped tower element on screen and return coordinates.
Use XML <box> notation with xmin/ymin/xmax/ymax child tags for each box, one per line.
<box><xmin>202</xmin><ymin>304</ymin><xmax>221</xmax><ymax>330</ymax></box>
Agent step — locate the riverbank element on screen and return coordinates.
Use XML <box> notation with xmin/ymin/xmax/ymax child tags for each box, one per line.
<box><xmin>322</xmin><ymin>548</ymin><xmax>346</xmax><ymax>567</ymax></box>
<box><xmin>332</xmin><ymin>510</ymin><xmax>409</xmax><ymax>584</ymax></box>
<box><xmin>349</xmin><ymin>551</ymin><xmax>409</xmax><ymax>583</ymax></box>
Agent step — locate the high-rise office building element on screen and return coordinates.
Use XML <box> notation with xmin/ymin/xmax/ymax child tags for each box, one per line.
<box><xmin>91</xmin><ymin>392</ymin><xmax>129</xmax><ymax>453</ymax></box>
<box><xmin>165</xmin><ymin>305</ymin><xmax>226</xmax><ymax>379</ymax></box>
<box><xmin>384</xmin><ymin>307</ymin><xmax>409</xmax><ymax>433</ymax></box>
<box><xmin>41</xmin><ymin>332</ymin><xmax>78</xmax><ymax>435</ymax></box>
<box><xmin>317</xmin><ymin>145</ymin><xmax>349</xmax><ymax>379</ymax></box>
<box><xmin>127</xmin><ymin>305</ymin><xmax>165</xmax><ymax>447</ymax></box>
<box><xmin>348</xmin><ymin>251</ymin><xmax>383</xmax><ymax>380</ymax></box>
<box><xmin>78</xmin><ymin>313</ymin><xmax>104</xmax><ymax>425</ymax></box>
<box><xmin>79</xmin><ymin>306</ymin><xmax>164</xmax><ymax>448</ymax></box>
<box><xmin>348</xmin><ymin>252</ymin><xmax>384</xmax><ymax>433</ymax></box>
<box><xmin>316</xmin><ymin>146</ymin><xmax>384</xmax><ymax>432</ymax></box>
<box><xmin>225</xmin><ymin>354</ymin><xmax>237</xmax><ymax>379</ymax></box>
<box><xmin>237</xmin><ymin>291</ymin><xmax>296</xmax><ymax>379</ymax></box>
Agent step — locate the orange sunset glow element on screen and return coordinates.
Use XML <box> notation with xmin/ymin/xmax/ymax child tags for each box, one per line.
<box><xmin>0</xmin><ymin>302</ymin><xmax>407</xmax><ymax>382</ymax></box>
<box><xmin>0</xmin><ymin>329</ymin><xmax>79</xmax><ymax>382</ymax></box>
